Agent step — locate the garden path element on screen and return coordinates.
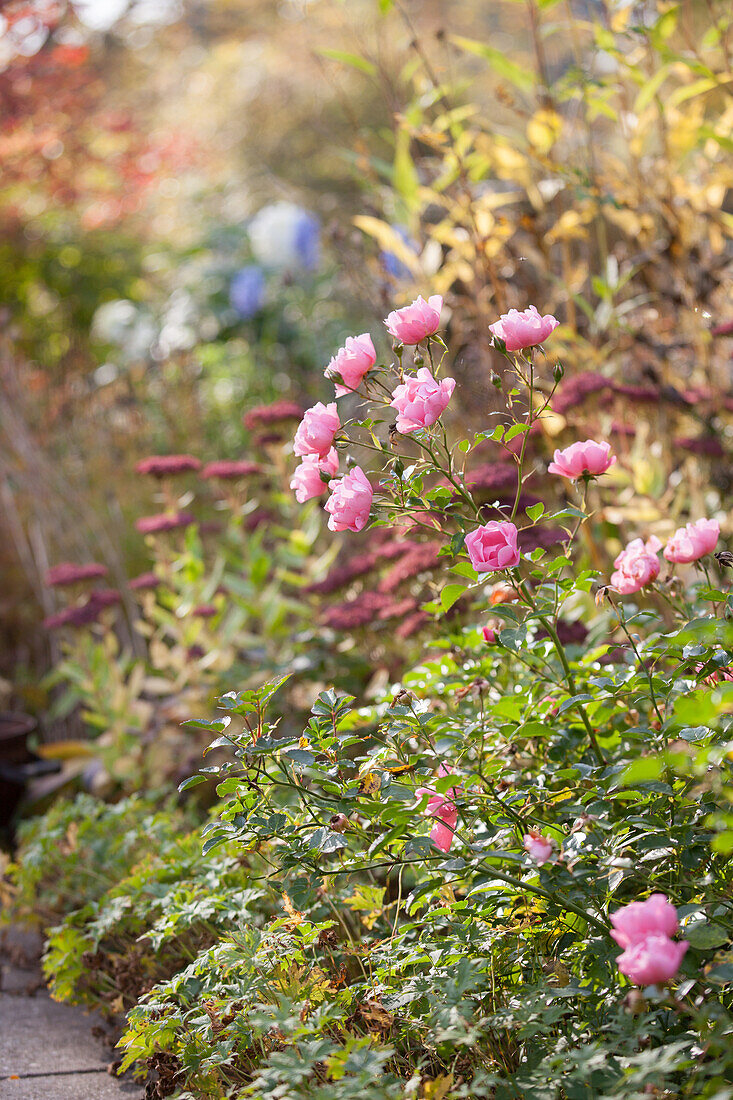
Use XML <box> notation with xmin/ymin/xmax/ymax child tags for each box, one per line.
<box><xmin>0</xmin><ymin>927</ymin><xmax>141</xmax><ymax>1100</ymax></box>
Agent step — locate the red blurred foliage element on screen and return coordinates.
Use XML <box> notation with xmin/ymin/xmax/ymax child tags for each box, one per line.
<box><xmin>0</xmin><ymin>0</ymin><xmax>197</xmax><ymax>230</ymax></box>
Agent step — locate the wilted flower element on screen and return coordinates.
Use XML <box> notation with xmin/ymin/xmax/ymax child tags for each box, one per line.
<box><xmin>610</xmin><ymin>537</ymin><xmax>661</xmax><ymax>595</ymax></box>
<box><xmin>324</xmin><ymin>466</ymin><xmax>373</xmax><ymax>533</ymax></box>
<box><xmin>45</xmin><ymin>562</ymin><xmax>108</xmax><ymax>587</ymax></box>
<box><xmin>384</xmin><ymin>295</ymin><xmax>443</xmax><ymax>345</ymax></box>
<box><xmin>465</xmin><ymin>521</ymin><xmax>521</xmax><ymax>572</ymax></box>
<box><xmin>326</xmin><ymin>334</ymin><xmax>377</xmax><ymax>396</ymax></box>
<box><xmin>489</xmin><ymin>306</ymin><xmax>559</xmax><ymax>352</ymax></box>
<box><xmin>135</xmin><ymin>455</ymin><xmax>201</xmax><ymax>478</ymax></box>
<box><xmin>663</xmin><ymin>518</ymin><xmax>719</xmax><ymax>564</ymax></box>
<box><xmin>548</xmin><ymin>439</ymin><xmax>616</xmax><ymax>481</ymax></box>
<box><xmin>390</xmin><ymin>367</ymin><xmax>456</xmax><ymax>433</ymax></box>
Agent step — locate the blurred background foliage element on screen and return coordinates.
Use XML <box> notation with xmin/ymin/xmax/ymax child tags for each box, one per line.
<box><xmin>0</xmin><ymin>0</ymin><xmax>731</xmax><ymax>745</ymax></box>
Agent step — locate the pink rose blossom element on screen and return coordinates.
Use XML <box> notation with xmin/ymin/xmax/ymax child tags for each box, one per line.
<box><xmin>489</xmin><ymin>306</ymin><xmax>560</xmax><ymax>353</ymax></box>
<box><xmin>326</xmin><ymin>334</ymin><xmax>377</xmax><ymax>396</ymax></box>
<box><xmin>325</xmin><ymin>466</ymin><xmax>373</xmax><ymax>532</ymax></box>
<box><xmin>610</xmin><ymin>893</ymin><xmax>679</xmax><ymax>950</ymax></box>
<box><xmin>664</xmin><ymin>518</ymin><xmax>719</xmax><ymax>564</ymax></box>
<box><xmin>290</xmin><ymin>448</ymin><xmax>339</xmax><ymax>503</ymax></box>
<box><xmin>523</xmin><ymin>831</ymin><xmax>554</xmax><ymax>865</ymax></box>
<box><xmin>465</xmin><ymin>521</ymin><xmax>521</xmax><ymax>572</ymax></box>
<box><xmin>616</xmin><ymin>934</ymin><xmax>689</xmax><ymax>987</ymax></box>
<box><xmin>293</xmin><ymin>402</ymin><xmax>340</xmax><ymax>458</ymax></box>
<box><xmin>416</xmin><ymin>763</ymin><xmax>461</xmax><ymax>853</ymax></box>
<box><xmin>610</xmin><ymin>537</ymin><xmax>660</xmax><ymax>595</ymax></box>
<box><xmin>548</xmin><ymin>439</ymin><xmax>616</xmax><ymax>481</ymax></box>
<box><xmin>384</xmin><ymin>295</ymin><xmax>443</xmax><ymax>345</ymax></box>
<box><xmin>390</xmin><ymin>367</ymin><xmax>456</xmax><ymax>434</ymax></box>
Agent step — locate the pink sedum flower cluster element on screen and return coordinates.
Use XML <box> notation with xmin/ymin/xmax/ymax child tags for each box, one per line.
<box><xmin>611</xmin><ymin>894</ymin><xmax>689</xmax><ymax>986</ymax></box>
<box><xmin>324</xmin><ymin>466</ymin><xmax>373</xmax><ymax>532</ymax></box>
<box><xmin>385</xmin><ymin>295</ymin><xmax>443</xmax><ymax>345</ymax></box>
<box><xmin>611</xmin><ymin>537</ymin><xmax>661</xmax><ymax>595</ymax></box>
<box><xmin>326</xmin><ymin>333</ymin><xmax>377</xmax><ymax>397</ymax></box>
<box><xmin>290</xmin><ymin>448</ymin><xmax>339</xmax><ymax>503</ymax></box>
<box><xmin>390</xmin><ymin>367</ymin><xmax>456</xmax><ymax>434</ymax></box>
<box><xmin>416</xmin><ymin>763</ymin><xmax>460</xmax><ymax>853</ymax></box>
<box><xmin>465</xmin><ymin>521</ymin><xmax>521</xmax><ymax>573</ymax></box>
<box><xmin>548</xmin><ymin>439</ymin><xmax>616</xmax><ymax>481</ymax></box>
<box><xmin>664</xmin><ymin>517</ymin><xmax>719</xmax><ymax>564</ymax></box>
<box><xmin>293</xmin><ymin>402</ymin><xmax>340</xmax><ymax>458</ymax></box>
<box><xmin>489</xmin><ymin>306</ymin><xmax>559</xmax><ymax>352</ymax></box>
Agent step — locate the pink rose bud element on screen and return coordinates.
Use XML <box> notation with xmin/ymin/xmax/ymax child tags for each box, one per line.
<box><xmin>610</xmin><ymin>537</ymin><xmax>660</xmax><ymax>595</ymax></box>
<box><xmin>290</xmin><ymin>448</ymin><xmax>339</xmax><ymax>503</ymax></box>
<box><xmin>664</xmin><ymin>518</ymin><xmax>719</xmax><ymax>564</ymax></box>
<box><xmin>416</xmin><ymin>763</ymin><xmax>461</xmax><ymax>853</ymax></box>
<box><xmin>523</xmin><ymin>831</ymin><xmax>554</xmax><ymax>865</ymax></box>
<box><xmin>489</xmin><ymin>305</ymin><xmax>560</xmax><ymax>352</ymax></box>
<box><xmin>482</xmin><ymin>625</ymin><xmax>498</xmax><ymax>644</ymax></box>
<box><xmin>384</xmin><ymin>294</ymin><xmax>443</xmax><ymax>345</ymax></box>
<box><xmin>293</xmin><ymin>402</ymin><xmax>340</xmax><ymax>458</ymax></box>
<box><xmin>465</xmin><ymin>521</ymin><xmax>521</xmax><ymax>572</ymax></box>
<box><xmin>325</xmin><ymin>333</ymin><xmax>377</xmax><ymax>396</ymax></box>
<box><xmin>548</xmin><ymin>439</ymin><xmax>616</xmax><ymax>481</ymax></box>
<box><xmin>610</xmin><ymin>893</ymin><xmax>679</xmax><ymax>950</ymax></box>
<box><xmin>324</xmin><ymin>465</ymin><xmax>373</xmax><ymax>532</ymax></box>
<box><xmin>390</xmin><ymin>367</ymin><xmax>456</xmax><ymax>433</ymax></box>
<box><xmin>616</xmin><ymin>934</ymin><xmax>689</xmax><ymax>987</ymax></box>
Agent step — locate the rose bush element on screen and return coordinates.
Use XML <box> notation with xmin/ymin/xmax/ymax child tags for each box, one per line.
<box><xmin>133</xmin><ymin>292</ymin><xmax>732</xmax><ymax>1099</ymax></box>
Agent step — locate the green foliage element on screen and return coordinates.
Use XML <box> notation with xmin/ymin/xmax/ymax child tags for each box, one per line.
<box><xmin>4</xmin><ymin>793</ymin><xmax>185</xmax><ymax>925</ymax></box>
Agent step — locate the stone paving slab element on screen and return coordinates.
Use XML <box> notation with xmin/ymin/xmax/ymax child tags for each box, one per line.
<box><xmin>0</xmin><ymin>926</ymin><xmax>142</xmax><ymax>1100</ymax></box>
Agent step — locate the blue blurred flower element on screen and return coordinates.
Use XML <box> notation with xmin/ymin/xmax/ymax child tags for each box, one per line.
<box><xmin>293</xmin><ymin>210</ymin><xmax>321</xmax><ymax>271</ymax></box>
<box><xmin>229</xmin><ymin>265</ymin><xmax>266</xmax><ymax>320</ymax></box>
<box><xmin>248</xmin><ymin>202</ymin><xmax>321</xmax><ymax>273</ymax></box>
<box><xmin>380</xmin><ymin>226</ymin><xmax>419</xmax><ymax>280</ymax></box>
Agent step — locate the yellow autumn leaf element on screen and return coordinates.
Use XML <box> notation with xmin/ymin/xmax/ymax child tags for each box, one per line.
<box><xmin>526</xmin><ymin>108</ymin><xmax>562</xmax><ymax>154</ymax></box>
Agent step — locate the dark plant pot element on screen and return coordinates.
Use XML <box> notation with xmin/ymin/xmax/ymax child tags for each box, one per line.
<box><xmin>0</xmin><ymin>712</ymin><xmax>59</xmax><ymax>832</ymax></box>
